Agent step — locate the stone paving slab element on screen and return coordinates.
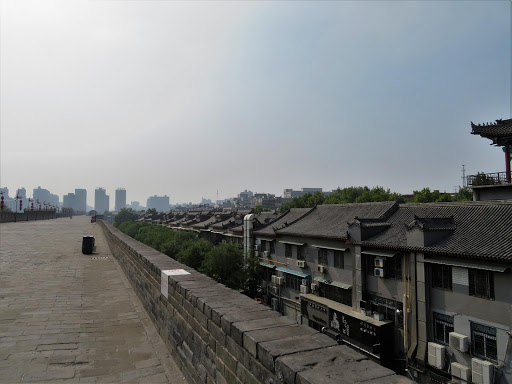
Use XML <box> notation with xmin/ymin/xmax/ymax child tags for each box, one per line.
<box><xmin>0</xmin><ymin>217</ymin><xmax>187</xmax><ymax>383</ymax></box>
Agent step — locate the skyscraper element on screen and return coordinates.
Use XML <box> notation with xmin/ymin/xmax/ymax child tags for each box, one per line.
<box><xmin>94</xmin><ymin>188</ymin><xmax>108</xmax><ymax>214</ymax></box>
<box><xmin>63</xmin><ymin>193</ymin><xmax>76</xmax><ymax>210</ymax></box>
<box><xmin>115</xmin><ymin>188</ymin><xmax>126</xmax><ymax>211</ymax></box>
<box><xmin>146</xmin><ymin>195</ymin><xmax>170</xmax><ymax>212</ymax></box>
<box><xmin>33</xmin><ymin>186</ymin><xmax>51</xmax><ymax>204</ymax></box>
<box><xmin>75</xmin><ymin>189</ymin><xmax>87</xmax><ymax>212</ymax></box>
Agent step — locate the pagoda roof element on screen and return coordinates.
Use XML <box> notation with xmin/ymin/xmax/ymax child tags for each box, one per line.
<box><xmin>471</xmin><ymin>119</ymin><xmax>512</xmax><ymax>146</ymax></box>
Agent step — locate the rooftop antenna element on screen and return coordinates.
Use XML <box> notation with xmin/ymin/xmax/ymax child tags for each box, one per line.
<box><xmin>461</xmin><ymin>164</ymin><xmax>466</xmax><ymax>188</ymax></box>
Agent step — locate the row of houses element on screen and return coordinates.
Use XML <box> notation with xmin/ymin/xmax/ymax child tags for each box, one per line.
<box><xmin>143</xmin><ymin>198</ymin><xmax>512</xmax><ymax>384</ymax></box>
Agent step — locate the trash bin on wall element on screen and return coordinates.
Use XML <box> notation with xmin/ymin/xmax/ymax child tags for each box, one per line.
<box><xmin>82</xmin><ymin>236</ymin><xmax>95</xmax><ymax>254</ymax></box>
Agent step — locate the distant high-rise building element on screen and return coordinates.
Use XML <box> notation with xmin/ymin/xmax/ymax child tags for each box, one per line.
<box><xmin>147</xmin><ymin>195</ymin><xmax>170</xmax><ymax>212</ymax></box>
<box><xmin>115</xmin><ymin>188</ymin><xmax>126</xmax><ymax>211</ymax></box>
<box><xmin>75</xmin><ymin>189</ymin><xmax>87</xmax><ymax>212</ymax></box>
<box><xmin>63</xmin><ymin>193</ymin><xmax>76</xmax><ymax>210</ymax></box>
<box><xmin>16</xmin><ymin>188</ymin><xmax>26</xmax><ymax>199</ymax></box>
<box><xmin>283</xmin><ymin>188</ymin><xmax>323</xmax><ymax>199</ymax></box>
<box><xmin>130</xmin><ymin>201</ymin><xmax>140</xmax><ymax>210</ymax></box>
<box><xmin>49</xmin><ymin>193</ymin><xmax>60</xmax><ymax>208</ymax></box>
<box><xmin>94</xmin><ymin>188</ymin><xmax>109</xmax><ymax>214</ymax></box>
<box><xmin>33</xmin><ymin>186</ymin><xmax>51</xmax><ymax>204</ymax></box>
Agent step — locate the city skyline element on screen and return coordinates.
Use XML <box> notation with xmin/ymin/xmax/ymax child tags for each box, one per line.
<box><xmin>1</xmin><ymin>1</ymin><xmax>510</xmax><ymax>205</ymax></box>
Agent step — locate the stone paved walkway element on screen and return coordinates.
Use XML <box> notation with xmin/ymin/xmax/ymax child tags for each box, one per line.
<box><xmin>0</xmin><ymin>216</ymin><xmax>187</xmax><ymax>383</ymax></box>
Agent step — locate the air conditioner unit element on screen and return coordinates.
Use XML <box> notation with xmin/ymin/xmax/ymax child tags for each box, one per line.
<box><xmin>451</xmin><ymin>362</ymin><xmax>471</xmax><ymax>381</ymax></box>
<box><xmin>300</xmin><ymin>285</ymin><xmax>309</xmax><ymax>294</ymax></box>
<box><xmin>472</xmin><ymin>358</ymin><xmax>494</xmax><ymax>384</ymax></box>
<box><xmin>449</xmin><ymin>332</ymin><xmax>469</xmax><ymax>352</ymax></box>
<box><xmin>374</xmin><ymin>268</ymin><xmax>385</xmax><ymax>278</ymax></box>
<box><xmin>317</xmin><ymin>265</ymin><xmax>326</xmax><ymax>273</ymax></box>
<box><xmin>296</xmin><ymin>260</ymin><xmax>306</xmax><ymax>268</ymax></box>
<box><xmin>263</xmin><ymin>251</ymin><xmax>269</xmax><ymax>258</ymax></box>
<box><xmin>254</xmin><ymin>251</ymin><xmax>260</xmax><ymax>257</ymax></box>
<box><xmin>272</xmin><ymin>286</ymin><xmax>279</xmax><ymax>295</ymax></box>
<box><xmin>271</xmin><ymin>275</ymin><xmax>278</xmax><ymax>284</ymax></box>
<box><xmin>261</xmin><ymin>280</ymin><xmax>267</xmax><ymax>288</ymax></box>
<box><xmin>373</xmin><ymin>313</ymin><xmax>384</xmax><ymax>321</ymax></box>
<box><xmin>276</xmin><ymin>276</ymin><xmax>284</xmax><ymax>286</ymax></box>
<box><xmin>374</xmin><ymin>257</ymin><xmax>385</xmax><ymax>268</ymax></box>
<box><xmin>427</xmin><ymin>342</ymin><xmax>446</xmax><ymax>370</ymax></box>
<box><xmin>311</xmin><ymin>283</ymin><xmax>318</xmax><ymax>291</ymax></box>
<box><xmin>271</xmin><ymin>297</ymin><xmax>279</xmax><ymax>311</ymax></box>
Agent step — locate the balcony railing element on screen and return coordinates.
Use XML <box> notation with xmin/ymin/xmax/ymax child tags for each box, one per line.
<box><xmin>467</xmin><ymin>172</ymin><xmax>511</xmax><ymax>186</ymax></box>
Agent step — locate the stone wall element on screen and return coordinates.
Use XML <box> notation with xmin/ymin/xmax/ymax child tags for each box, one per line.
<box><xmin>0</xmin><ymin>210</ymin><xmax>59</xmax><ymax>223</ymax></box>
<box><xmin>100</xmin><ymin>220</ymin><xmax>411</xmax><ymax>384</ymax></box>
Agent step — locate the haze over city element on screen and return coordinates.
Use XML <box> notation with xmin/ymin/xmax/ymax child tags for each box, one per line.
<box><xmin>1</xmin><ymin>0</ymin><xmax>510</xmax><ymax>206</ymax></box>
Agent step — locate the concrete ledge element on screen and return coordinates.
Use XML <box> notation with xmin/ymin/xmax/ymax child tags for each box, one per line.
<box><xmin>99</xmin><ymin>220</ymin><xmax>411</xmax><ymax>384</ymax></box>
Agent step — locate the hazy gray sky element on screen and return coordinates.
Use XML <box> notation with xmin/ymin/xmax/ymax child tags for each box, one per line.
<box><xmin>1</xmin><ymin>0</ymin><xmax>510</xmax><ymax>206</ymax></box>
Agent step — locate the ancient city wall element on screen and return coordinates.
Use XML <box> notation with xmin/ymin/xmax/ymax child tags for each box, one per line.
<box><xmin>0</xmin><ymin>210</ymin><xmax>60</xmax><ymax>223</ymax></box>
<box><xmin>99</xmin><ymin>220</ymin><xmax>411</xmax><ymax>384</ymax></box>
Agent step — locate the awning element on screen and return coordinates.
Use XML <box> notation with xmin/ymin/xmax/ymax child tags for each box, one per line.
<box><xmin>259</xmin><ymin>261</ymin><xmax>276</xmax><ymax>268</ymax></box>
<box><xmin>424</xmin><ymin>258</ymin><xmax>508</xmax><ymax>272</ymax></box>
<box><xmin>312</xmin><ymin>245</ymin><xmax>347</xmax><ymax>251</ymax></box>
<box><xmin>362</xmin><ymin>250</ymin><xmax>398</xmax><ymax>258</ymax></box>
<box><xmin>279</xmin><ymin>241</ymin><xmax>305</xmax><ymax>246</ymax></box>
<box><xmin>314</xmin><ymin>277</ymin><xmax>352</xmax><ymax>290</ymax></box>
<box><xmin>276</xmin><ymin>267</ymin><xmax>309</xmax><ymax>278</ymax></box>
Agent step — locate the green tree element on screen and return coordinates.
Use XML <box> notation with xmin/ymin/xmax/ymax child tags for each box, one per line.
<box><xmin>118</xmin><ymin>221</ymin><xmax>146</xmax><ymax>237</ymax></box>
<box><xmin>279</xmin><ymin>191</ymin><xmax>326</xmax><ymax>213</ymax></box>
<box><xmin>254</xmin><ymin>205</ymin><xmax>271</xmax><ymax>214</ymax></box>
<box><xmin>177</xmin><ymin>240</ymin><xmax>212</xmax><ymax>270</ymax></box>
<box><xmin>471</xmin><ymin>172</ymin><xmax>496</xmax><ymax>186</ymax></box>
<box><xmin>455</xmin><ymin>187</ymin><xmax>473</xmax><ymax>202</ymax></box>
<box><xmin>201</xmin><ymin>244</ymin><xmax>245</xmax><ymax>290</ymax></box>
<box><xmin>411</xmin><ymin>188</ymin><xmax>454</xmax><ymax>203</ymax></box>
<box><xmin>114</xmin><ymin>208</ymin><xmax>140</xmax><ymax>227</ymax></box>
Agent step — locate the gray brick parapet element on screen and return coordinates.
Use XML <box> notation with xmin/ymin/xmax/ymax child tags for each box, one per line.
<box><xmin>99</xmin><ymin>220</ymin><xmax>412</xmax><ymax>384</ymax></box>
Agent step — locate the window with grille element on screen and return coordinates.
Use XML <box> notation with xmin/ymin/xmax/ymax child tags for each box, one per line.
<box><xmin>432</xmin><ymin>312</ymin><xmax>454</xmax><ymax>344</ymax></box>
<box><xmin>431</xmin><ymin>265</ymin><xmax>453</xmax><ymax>291</ymax></box>
<box><xmin>296</xmin><ymin>246</ymin><xmax>304</xmax><ymax>261</ymax></box>
<box><xmin>285</xmin><ymin>274</ymin><xmax>301</xmax><ymax>291</ymax></box>
<box><xmin>364</xmin><ymin>294</ymin><xmax>404</xmax><ymax>329</ymax></box>
<box><xmin>386</xmin><ymin>254</ymin><xmax>403</xmax><ymax>280</ymax></box>
<box><xmin>333</xmin><ymin>250</ymin><xmax>344</xmax><ymax>269</ymax></box>
<box><xmin>285</xmin><ymin>244</ymin><xmax>292</xmax><ymax>258</ymax></box>
<box><xmin>270</xmin><ymin>241</ymin><xmax>275</xmax><ymax>255</ymax></box>
<box><xmin>469</xmin><ymin>269</ymin><xmax>495</xmax><ymax>300</ymax></box>
<box><xmin>260</xmin><ymin>241</ymin><xmax>267</xmax><ymax>252</ymax></box>
<box><xmin>471</xmin><ymin>323</ymin><xmax>497</xmax><ymax>362</ymax></box>
<box><xmin>319</xmin><ymin>283</ymin><xmax>352</xmax><ymax>306</ymax></box>
<box><xmin>318</xmin><ymin>248</ymin><xmax>328</xmax><ymax>265</ymax></box>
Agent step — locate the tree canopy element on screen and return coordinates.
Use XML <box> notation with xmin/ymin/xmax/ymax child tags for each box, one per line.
<box><xmin>113</xmin><ymin>208</ymin><xmax>140</xmax><ymax>227</ymax></box>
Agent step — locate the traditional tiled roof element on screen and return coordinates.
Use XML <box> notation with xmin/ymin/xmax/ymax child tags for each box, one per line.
<box><xmin>191</xmin><ymin>214</ymin><xmax>221</xmax><ymax>229</ymax></box>
<box><xmin>406</xmin><ymin>216</ymin><xmax>456</xmax><ymax>231</ymax></box>
<box><xmin>471</xmin><ymin>119</ymin><xmax>512</xmax><ymax>145</ymax></box>
<box><xmin>275</xmin><ymin>202</ymin><xmax>397</xmax><ymax>240</ymax></box>
<box><xmin>253</xmin><ymin>208</ymin><xmax>313</xmax><ymax>237</ymax></box>
<box><xmin>230</xmin><ymin>211</ymin><xmax>281</xmax><ymax>234</ymax></box>
<box><xmin>362</xmin><ymin>201</ymin><xmax>512</xmax><ymax>261</ymax></box>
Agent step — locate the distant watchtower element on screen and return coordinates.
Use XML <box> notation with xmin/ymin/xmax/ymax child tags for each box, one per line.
<box><xmin>469</xmin><ymin>119</ymin><xmax>512</xmax><ymax>200</ymax></box>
